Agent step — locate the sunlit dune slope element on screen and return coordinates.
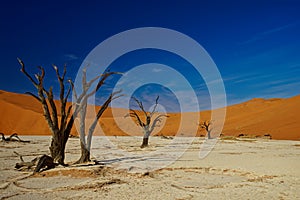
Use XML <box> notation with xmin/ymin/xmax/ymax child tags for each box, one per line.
<box><xmin>0</xmin><ymin>90</ymin><xmax>299</xmax><ymax>140</ymax></box>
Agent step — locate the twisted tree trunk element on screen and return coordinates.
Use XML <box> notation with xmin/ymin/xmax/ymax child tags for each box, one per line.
<box><xmin>49</xmin><ymin>131</ymin><xmax>67</xmax><ymax>164</ymax></box>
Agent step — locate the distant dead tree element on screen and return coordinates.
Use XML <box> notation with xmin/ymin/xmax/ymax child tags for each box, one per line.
<box><xmin>199</xmin><ymin>120</ymin><xmax>212</xmax><ymax>139</ymax></box>
<box><xmin>126</xmin><ymin>96</ymin><xmax>168</xmax><ymax>148</ymax></box>
<box><xmin>18</xmin><ymin>59</ymin><xmax>82</xmax><ymax>165</ymax></box>
<box><xmin>73</xmin><ymin>68</ymin><xmax>122</xmax><ymax>163</ymax></box>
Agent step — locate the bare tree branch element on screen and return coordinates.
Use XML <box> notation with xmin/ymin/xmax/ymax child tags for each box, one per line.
<box><xmin>17</xmin><ymin>58</ymin><xmax>38</xmax><ymax>88</ymax></box>
<box><xmin>131</xmin><ymin>97</ymin><xmax>148</xmax><ymax>117</ymax></box>
<box><xmin>46</xmin><ymin>86</ymin><xmax>59</xmax><ymax>130</ymax></box>
<box><xmin>87</xmin><ymin>90</ymin><xmax>123</xmax><ymax>150</ymax></box>
<box><xmin>150</xmin><ymin>114</ymin><xmax>168</xmax><ymax>133</ymax></box>
<box><xmin>150</xmin><ymin>96</ymin><xmax>159</xmax><ymax>117</ymax></box>
<box><xmin>53</xmin><ymin>64</ymin><xmax>69</xmax><ymax>132</ymax></box>
<box><xmin>34</xmin><ymin>66</ymin><xmax>54</xmax><ymax>131</ymax></box>
<box><xmin>68</xmin><ymin>79</ymin><xmax>78</xmax><ymax>101</ymax></box>
<box><xmin>127</xmin><ymin>109</ymin><xmax>145</xmax><ymax>127</ymax></box>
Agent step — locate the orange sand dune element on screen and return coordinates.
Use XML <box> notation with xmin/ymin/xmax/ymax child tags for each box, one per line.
<box><xmin>221</xmin><ymin>96</ymin><xmax>300</xmax><ymax>140</ymax></box>
<box><xmin>0</xmin><ymin>90</ymin><xmax>299</xmax><ymax>140</ymax></box>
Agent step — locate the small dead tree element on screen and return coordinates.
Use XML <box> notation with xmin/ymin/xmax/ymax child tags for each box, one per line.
<box><xmin>127</xmin><ymin>96</ymin><xmax>168</xmax><ymax>148</ymax></box>
<box><xmin>18</xmin><ymin>59</ymin><xmax>81</xmax><ymax>165</ymax></box>
<box><xmin>199</xmin><ymin>120</ymin><xmax>212</xmax><ymax>139</ymax></box>
<box><xmin>73</xmin><ymin>68</ymin><xmax>122</xmax><ymax>163</ymax></box>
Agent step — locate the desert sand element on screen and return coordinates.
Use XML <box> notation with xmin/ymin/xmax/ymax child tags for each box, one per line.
<box><xmin>0</xmin><ymin>136</ymin><xmax>300</xmax><ymax>199</ymax></box>
<box><xmin>1</xmin><ymin>90</ymin><xmax>300</xmax><ymax>140</ymax></box>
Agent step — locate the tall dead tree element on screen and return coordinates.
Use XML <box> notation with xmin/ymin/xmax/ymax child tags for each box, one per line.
<box><xmin>18</xmin><ymin>59</ymin><xmax>81</xmax><ymax>165</ymax></box>
<box><xmin>72</xmin><ymin>68</ymin><xmax>122</xmax><ymax>163</ymax></box>
<box><xmin>127</xmin><ymin>96</ymin><xmax>168</xmax><ymax>148</ymax></box>
<box><xmin>199</xmin><ymin>120</ymin><xmax>212</xmax><ymax>139</ymax></box>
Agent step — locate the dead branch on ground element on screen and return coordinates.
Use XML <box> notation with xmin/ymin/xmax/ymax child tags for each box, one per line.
<box><xmin>0</xmin><ymin>133</ymin><xmax>30</xmax><ymax>143</ymax></box>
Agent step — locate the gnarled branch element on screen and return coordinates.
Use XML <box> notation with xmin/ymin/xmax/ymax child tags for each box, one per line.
<box><xmin>126</xmin><ymin>109</ymin><xmax>145</xmax><ymax>127</ymax></box>
<box><xmin>132</xmin><ymin>97</ymin><xmax>148</xmax><ymax>117</ymax></box>
<box><xmin>150</xmin><ymin>114</ymin><xmax>168</xmax><ymax>133</ymax></box>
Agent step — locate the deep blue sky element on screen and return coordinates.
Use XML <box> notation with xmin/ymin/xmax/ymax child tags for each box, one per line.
<box><xmin>0</xmin><ymin>0</ymin><xmax>299</xmax><ymax>111</ymax></box>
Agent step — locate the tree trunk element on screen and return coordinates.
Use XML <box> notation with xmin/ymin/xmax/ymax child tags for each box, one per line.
<box><xmin>49</xmin><ymin>131</ymin><xmax>68</xmax><ymax>165</ymax></box>
<box><xmin>141</xmin><ymin>137</ymin><xmax>149</xmax><ymax>148</ymax></box>
<box><xmin>141</xmin><ymin>129</ymin><xmax>151</xmax><ymax>148</ymax></box>
<box><xmin>207</xmin><ymin>130</ymin><xmax>211</xmax><ymax>139</ymax></box>
<box><xmin>76</xmin><ymin>142</ymin><xmax>91</xmax><ymax>163</ymax></box>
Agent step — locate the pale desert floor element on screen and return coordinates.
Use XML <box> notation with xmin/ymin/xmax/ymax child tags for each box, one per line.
<box><xmin>0</xmin><ymin>136</ymin><xmax>300</xmax><ymax>199</ymax></box>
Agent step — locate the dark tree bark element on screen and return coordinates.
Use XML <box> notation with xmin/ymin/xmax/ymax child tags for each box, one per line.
<box><xmin>127</xmin><ymin>96</ymin><xmax>168</xmax><ymax>148</ymax></box>
<box><xmin>49</xmin><ymin>130</ymin><xmax>69</xmax><ymax>165</ymax></box>
<box><xmin>18</xmin><ymin>59</ymin><xmax>81</xmax><ymax>165</ymax></box>
<box><xmin>141</xmin><ymin>137</ymin><xmax>149</xmax><ymax>148</ymax></box>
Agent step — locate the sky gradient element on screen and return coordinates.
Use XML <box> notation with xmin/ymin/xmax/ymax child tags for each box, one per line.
<box><xmin>0</xmin><ymin>0</ymin><xmax>299</xmax><ymax>112</ymax></box>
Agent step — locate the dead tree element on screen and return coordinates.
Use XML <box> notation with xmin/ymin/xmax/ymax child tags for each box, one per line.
<box><xmin>0</xmin><ymin>133</ymin><xmax>30</xmax><ymax>143</ymax></box>
<box><xmin>199</xmin><ymin>120</ymin><xmax>212</xmax><ymax>139</ymax></box>
<box><xmin>127</xmin><ymin>96</ymin><xmax>168</xmax><ymax>148</ymax></box>
<box><xmin>73</xmin><ymin>68</ymin><xmax>122</xmax><ymax>163</ymax></box>
<box><xmin>18</xmin><ymin>59</ymin><xmax>82</xmax><ymax>165</ymax></box>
